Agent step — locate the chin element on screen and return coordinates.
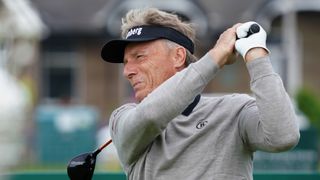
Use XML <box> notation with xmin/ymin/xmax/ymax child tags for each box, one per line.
<box><xmin>135</xmin><ymin>92</ymin><xmax>148</xmax><ymax>103</ymax></box>
<box><xmin>135</xmin><ymin>94</ymin><xmax>144</xmax><ymax>102</ymax></box>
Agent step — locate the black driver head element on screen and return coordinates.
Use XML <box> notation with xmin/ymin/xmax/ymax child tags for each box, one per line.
<box><xmin>67</xmin><ymin>152</ymin><xmax>97</xmax><ymax>180</ymax></box>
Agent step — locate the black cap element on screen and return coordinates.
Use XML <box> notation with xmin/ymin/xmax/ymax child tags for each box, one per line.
<box><xmin>101</xmin><ymin>25</ymin><xmax>194</xmax><ymax>63</ymax></box>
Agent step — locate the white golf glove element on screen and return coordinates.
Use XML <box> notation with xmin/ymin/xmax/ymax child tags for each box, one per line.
<box><xmin>235</xmin><ymin>21</ymin><xmax>269</xmax><ymax>59</ymax></box>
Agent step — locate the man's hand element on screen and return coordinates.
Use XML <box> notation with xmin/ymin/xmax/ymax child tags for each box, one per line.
<box><xmin>209</xmin><ymin>24</ymin><xmax>241</xmax><ymax>68</ymax></box>
<box><xmin>235</xmin><ymin>22</ymin><xmax>269</xmax><ymax>63</ymax></box>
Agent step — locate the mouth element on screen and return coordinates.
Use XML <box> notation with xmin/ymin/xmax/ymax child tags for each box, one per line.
<box><xmin>132</xmin><ymin>81</ymin><xmax>142</xmax><ymax>91</ymax></box>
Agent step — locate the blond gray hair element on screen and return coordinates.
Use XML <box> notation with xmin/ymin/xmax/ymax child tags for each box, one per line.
<box><xmin>121</xmin><ymin>8</ymin><xmax>198</xmax><ymax>66</ymax></box>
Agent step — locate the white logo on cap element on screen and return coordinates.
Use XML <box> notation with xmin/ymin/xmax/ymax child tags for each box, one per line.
<box><xmin>126</xmin><ymin>27</ymin><xmax>143</xmax><ymax>39</ymax></box>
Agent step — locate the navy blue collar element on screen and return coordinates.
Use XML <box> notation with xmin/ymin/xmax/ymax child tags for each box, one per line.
<box><xmin>182</xmin><ymin>95</ymin><xmax>201</xmax><ymax>116</ymax></box>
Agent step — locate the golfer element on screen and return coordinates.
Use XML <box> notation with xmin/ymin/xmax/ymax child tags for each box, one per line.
<box><xmin>101</xmin><ymin>8</ymin><xmax>300</xmax><ymax>180</ymax></box>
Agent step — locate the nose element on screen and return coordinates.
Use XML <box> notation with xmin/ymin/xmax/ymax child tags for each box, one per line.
<box><xmin>123</xmin><ymin>60</ymin><xmax>137</xmax><ymax>79</ymax></box>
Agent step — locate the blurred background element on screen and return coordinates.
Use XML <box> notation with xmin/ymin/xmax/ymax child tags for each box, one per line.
<box><xmin>1</xmin><ymin>0</ymin><xmax>320</xmax><ymax>179</ymax></box>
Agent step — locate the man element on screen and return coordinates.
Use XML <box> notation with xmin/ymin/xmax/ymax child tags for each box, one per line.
<box><xmin>101</xmin><ymin>8</ymin><xmax>300</xmax><ymax>180</ymax></box>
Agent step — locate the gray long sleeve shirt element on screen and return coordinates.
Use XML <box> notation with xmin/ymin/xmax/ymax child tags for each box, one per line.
<box><xmin>109</xmin><ymin>54</ymin><xmax>300</xmax><ymax>180</ymax></box>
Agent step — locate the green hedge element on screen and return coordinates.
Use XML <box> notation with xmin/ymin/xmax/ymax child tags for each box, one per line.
<box><xmin>2</xmin><ymin>172</ymin><xmax>320</xmax><ymax>180</ymax></box>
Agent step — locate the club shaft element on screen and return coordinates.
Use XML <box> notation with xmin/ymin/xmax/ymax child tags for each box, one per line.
<box><xmin>92</xmin><ymin>139</ymin><xmax>113</xmax><ymax>157</ymax></box>
<box><xmin>99</xmin><ymin>139</ymin><xmax>113</xmax><ymax>151</ymax></box>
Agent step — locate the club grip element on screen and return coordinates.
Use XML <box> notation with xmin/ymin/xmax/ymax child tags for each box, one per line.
<box><xmin>236</xmin><ymin>23</ymin><xmax>260</xmax><ymax>39</ymax></box>
<box><xmin>246</xmin><ymin>23</ymin><xmax>260</xmax><ymax>37</ymax></box>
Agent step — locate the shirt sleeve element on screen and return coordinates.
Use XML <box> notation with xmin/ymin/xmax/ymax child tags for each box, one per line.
<box><xmin>239</xmin><ymin>56</ymin><xmax>300</xmax><ymax>152</ymax></box>
<box><xmin>109</xmin><ymin>53</ymin><xmax>220</xmax><ymax>166</ymax></box>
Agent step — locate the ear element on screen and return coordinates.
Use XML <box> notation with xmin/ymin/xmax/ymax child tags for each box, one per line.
<box><xmin>173</xmin><ymin>46</ymin><xmax>187</xmax><ymax>70</ymax></box>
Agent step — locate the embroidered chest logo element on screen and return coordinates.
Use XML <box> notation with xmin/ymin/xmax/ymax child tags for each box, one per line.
<box><xmin>126</xmin><ymin>27</ymin><xmax>143</xmax><ymax>38</ymax></box>
<box><xmin>196</xmin><ymin>119</ymin><xmax>208</xmax><ymax>129</ymax></box>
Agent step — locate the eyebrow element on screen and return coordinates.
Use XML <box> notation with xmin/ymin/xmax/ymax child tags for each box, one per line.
<box><xmin>126</xmin><ymin>48</ymin><xmax>148</xmax><ymax>57</ymax></box>
<box><xmin>123</xmin><ymin>49</ymin><xmax>146</xmax><ymax>64</ymax></box>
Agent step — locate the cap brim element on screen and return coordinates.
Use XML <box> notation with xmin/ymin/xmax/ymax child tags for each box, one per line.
<box><xmin>101</xmin><ymin>38</ymin><xmax>157</xmax><ymax>63</ymax></box>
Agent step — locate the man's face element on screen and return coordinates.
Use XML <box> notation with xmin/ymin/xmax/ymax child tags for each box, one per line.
<box><xmin>123</xmin><ymin>39</ymin><xmax>178</xmax><ymax>102</ymax></box>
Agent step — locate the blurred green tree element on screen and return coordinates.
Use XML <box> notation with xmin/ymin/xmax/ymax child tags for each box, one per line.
<box><xmin>296</xmin><ymin>88</ymin><xmax>320</xmax><ymax>132</ymax></box>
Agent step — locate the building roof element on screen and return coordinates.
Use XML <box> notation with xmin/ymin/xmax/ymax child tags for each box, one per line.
<box><xmin>30</xmin><ymin>0</ymin><xmax>268</xmax><ymax>37</ymax></box>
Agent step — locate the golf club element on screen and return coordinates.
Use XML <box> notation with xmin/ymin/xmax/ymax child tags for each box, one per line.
<box><xmin>67</xmin><ymin>139</ymin><xmax>112</xmax><ymax>180</ymax></box>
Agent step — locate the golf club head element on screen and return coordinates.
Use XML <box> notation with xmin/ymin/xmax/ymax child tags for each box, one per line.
<box><xmin>67</xmin><ymin>152</ymin><xmax>97</xmax><ymax>180</ymax></box>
